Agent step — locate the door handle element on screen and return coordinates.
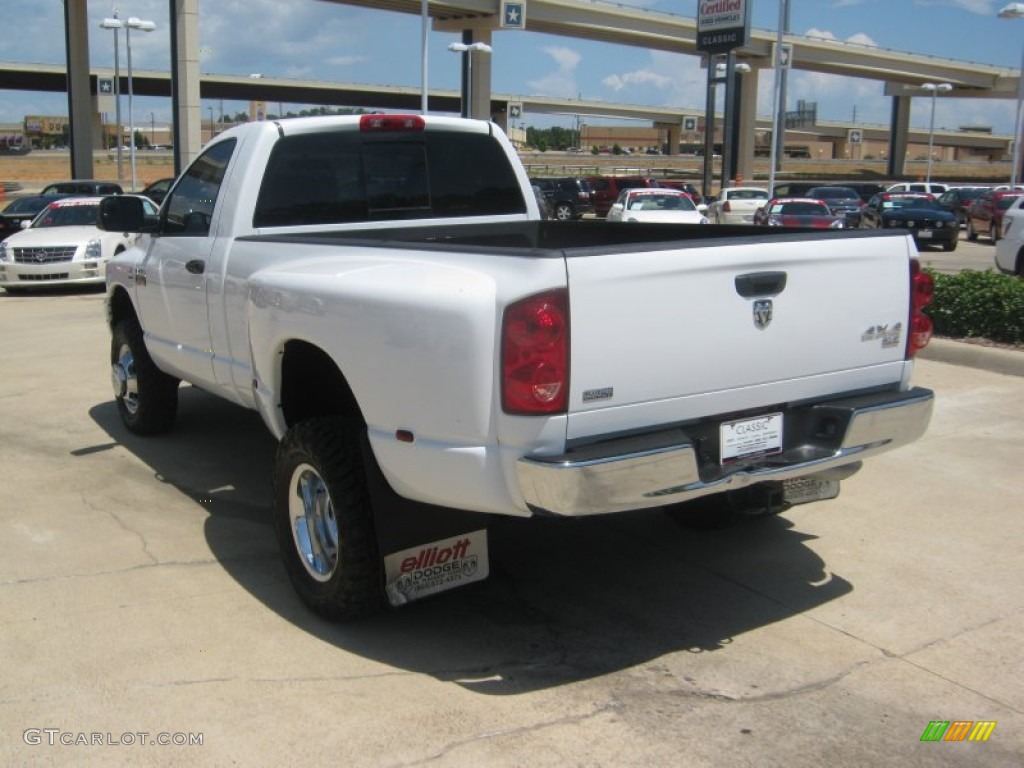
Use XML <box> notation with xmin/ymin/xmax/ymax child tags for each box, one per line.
<box><xmin>185</xmin><ymin>259</ymin><xmax>206</xmax><ymax>275</ymax></box>
<box><xmin>735</xmin><ymin>271</ymin><xmax>787</xmax><ymax>298</ymax></box>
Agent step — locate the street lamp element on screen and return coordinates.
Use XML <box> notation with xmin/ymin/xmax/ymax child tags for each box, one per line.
<box><xmin>921</xmin><ymin>82</ymin><xmax>952</xmax><ymax>185</ymax></box>
<box><xmin>102</xmin><ymin>16</ymin><xmax>155</xmax><ymax>191</ymax></box>
<box><xmin>208</xmin><ymin>106</ymin><xmax>215</xmax><ymax>139</ymax></box>
<box><xmin>448</xmin><ymin>42</ymin><xmax>492</xmax><ymax>119</ymax></box>
<box><xmin>999</xmin><ymin>2</ymin><xmax>1024</xmax><ymax>188</ymax></box>
<box><xmin>99</xmin><ymin>14</ymin><xmax>123</xmax><ymax>180</ymax></box>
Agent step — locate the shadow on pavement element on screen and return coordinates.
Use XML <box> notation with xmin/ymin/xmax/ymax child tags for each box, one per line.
<box><xmin>87</xmin><ymin>386</ymin><xmax>852</xmax><ymax>695</ymax></box>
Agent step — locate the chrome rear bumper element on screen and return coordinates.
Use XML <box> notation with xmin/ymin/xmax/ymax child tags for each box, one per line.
<box><xmin>516</xmin><ymin>387</ymin><xmax>934</xmax><ymax>516</ymax></box>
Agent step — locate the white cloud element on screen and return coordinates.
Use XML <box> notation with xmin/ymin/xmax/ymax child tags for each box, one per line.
<box><xmin>526</xmin><ymin>47</ymin><xmax>583</xmax><ymax>98</ymax></box>
<box><xmin>602</xmin><ymin>70</ymin><xmax>673</xmax><ymax>92</ymax></box>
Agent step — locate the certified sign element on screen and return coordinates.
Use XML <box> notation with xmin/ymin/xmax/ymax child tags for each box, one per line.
<box><xmin>697</xmin><ymin>0</ymin><xmax>752</xmax><ymax>53</ymax></box>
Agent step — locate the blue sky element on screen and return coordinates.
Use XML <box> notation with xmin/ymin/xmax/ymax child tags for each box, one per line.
<box><xmin>0</xmin><ymin>0</ymin><xmax>1021</xmax><ymax>134</ymax></box>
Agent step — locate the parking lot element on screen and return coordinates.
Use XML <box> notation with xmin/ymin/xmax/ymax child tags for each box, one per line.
<box><xmin>1</xmin><ymin>263</ymin><xmax>1022</xmax><ymax>766</ymax></box>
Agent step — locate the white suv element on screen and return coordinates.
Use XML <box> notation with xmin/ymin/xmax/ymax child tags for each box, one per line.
<box><xmin>995</xmin><ymin>196</ymin><xmax>1024</xmax><ymax>275</ymax></box>
<box><xmin>885</xmin><ymin>182</ymin><xmax>949</xmax><ymax>195</ymax></box>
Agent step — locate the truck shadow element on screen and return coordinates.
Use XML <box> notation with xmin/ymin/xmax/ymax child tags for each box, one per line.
<box><xmin>88</xmin><ymin>387</ymin><xmax>852</xmax><ymax>696</ymax></box>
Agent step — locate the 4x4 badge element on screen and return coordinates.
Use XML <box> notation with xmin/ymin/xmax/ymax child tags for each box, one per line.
<box><xmin>753</xmin><ymin>299</ymin><xmax>773</xmax><ymax>329</ymax></box>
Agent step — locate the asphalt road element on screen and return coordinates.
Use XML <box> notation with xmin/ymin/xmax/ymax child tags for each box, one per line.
<box><xmin>1</xmin><ymin>289</ymin><xmax>1022</xmax><ymax>767</ymax></box>
<box><xmin>916</xmin><ymin>230</ymin><xmax>1002</xmax><ymax>274</ymax></box>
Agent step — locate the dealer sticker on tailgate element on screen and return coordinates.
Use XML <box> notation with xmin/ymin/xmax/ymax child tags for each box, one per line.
<box><xmin>720</xmin><ymin>413</ymin><xmax>783</xmax><ymax>464</ymax></box>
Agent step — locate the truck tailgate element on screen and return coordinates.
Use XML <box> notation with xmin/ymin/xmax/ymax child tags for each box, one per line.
<box><xmin>564</xmin><ymin>232</ymin><xmax>916</xmax><ymax>440</ymax></box>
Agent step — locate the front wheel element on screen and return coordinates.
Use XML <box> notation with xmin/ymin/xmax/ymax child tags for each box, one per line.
<box><xmin>942</xmin><ymin>238</ymin><xmax>958</xmax><ymax>252</ymax></box>
<box><xmin>966</xmin><ymin>219</ymin><xmax>979</xmax><ymax>241</ymax></box>
<box><xmin>110</xmin><ymin>317</ymin><xmax>179</xmax><ymax>434</ymax></box>
<box><xmin>273</xmin><ymin>417</ymin><xmax>383</xmax><ymax>620</ymax></box>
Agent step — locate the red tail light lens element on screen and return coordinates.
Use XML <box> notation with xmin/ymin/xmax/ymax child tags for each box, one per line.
<box><xmin>359</xmin><ymin>114</ymin><xmax>425</xmax><ymax>132</ymax></box>
<box><xmin>502</xmin><ymin>289</ymin><xmax>569</xmax><ymax>414</ymax></box>
<box><xmin>907</xmin><ymin>259</ymin><xmax>934</xmax><ymax>357</ymax></box>
<box><xmin>722</xmin><ymin>201</ymin><xmax>732</xmax><ymax>212</ymax></box>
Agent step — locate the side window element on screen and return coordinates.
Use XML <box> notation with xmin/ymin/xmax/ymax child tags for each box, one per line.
<box><xmin>163</xmin><ymin>139</ymin><xmax>236</xmax><ymax>235</ymax></box>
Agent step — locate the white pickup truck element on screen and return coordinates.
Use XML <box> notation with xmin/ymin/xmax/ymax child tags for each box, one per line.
<box><xmin>98</xmin><ymin>114</ymin><xmax>935</xmax><ymax>620</ymax></box>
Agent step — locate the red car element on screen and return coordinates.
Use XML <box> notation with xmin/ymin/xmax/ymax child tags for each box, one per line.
<box><xmin>585</xmin><ymin>175</ymin><xmax>661</xmax><ymax>218</ymax></box>
<box><xmin>966</xmin><ymin>189</ymin><xmax>1023</xmax><ymax>243</ymax></box>
<box><xmin>752</xmin><ymin>197</ymin><xmax>846</xmax><ymax>229</ymax></box>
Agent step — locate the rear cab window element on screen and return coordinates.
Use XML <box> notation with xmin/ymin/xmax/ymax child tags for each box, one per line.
<box><xmin>253</xmin><ymin>129</ymin><xmax>526</xmax><ymax>228</ymax></box>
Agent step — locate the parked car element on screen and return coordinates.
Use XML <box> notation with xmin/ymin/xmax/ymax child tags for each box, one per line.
<box><xmin>530</xmin><ymin>185</ymin><xmax>551</xmax><ymax>220</ymax></box>
<box><xmin>752</xmin><ymin>197</ymin><xmax>846</xmax><ymax>229</ymax></box>
<box><xmin>656</xmin><ymin>179</ymin><xmax>704</xmax><ymax>206</ymax></box>
<box><xmin>0</xmin><ymin>194</ymin><xmax>74</xmax><ymax>240</ymax></box>
<box><xmin>859</xmin><ymin>192</ymin><xmax>958</xmax><ymax>251</ymax></box>
<box><xmin>0</xmin><ymin>195</ymin><xmax>156</xmax><ymax>292</ymax></box>
<box><xmin>994</xmin><ymin>195</ymin><xmax>1024</xmax><ymax>274</ymax></box>
<box><xmin>805</xmin><ymin>185</ymin><xmax>864</xmax><ymax>226</ymax></box>
<box><xmin>40</xmin><ymin>180</ymin><xmax>124</xmax><ymax>196</ymax></box>
<box><xmin>885</xmin><ymin>182</ymin><xmax>949</xmax><ymax>195</ymax></box>
<box><xmin>965</xmin><ymin>189</ymin><xmax>1023</xmax><ymax>243</ymax></box>
<box><xmin>606</xmin><ymin>188</ymin><xmax>709</xmax><ymax>224</ymax></box>
<box><xmin>935</xmin><ymin>186</ymin><xmax>989</xmax><ymax>228</ymax></box>
<box><xmin>585</xmin><ymin>175</ymin><xmax>661</xmax><ymax>217</ymax></box>
<box><xmin>528</xmin><ymin>176</ymin><xmax>594</xmax><ymax>220</ymax></box>
<box><xmin>706</xmin><ymin>186</ymin><xmax>770</xmax><ymax>225</ymax></box>
<box><xmin>140</xmin><ymin>177</ymin><xmax>175</xmax><ymax>206</ymax></box>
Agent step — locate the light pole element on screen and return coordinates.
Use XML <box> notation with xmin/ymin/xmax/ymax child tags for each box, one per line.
<box><xmin>208</xmin><ymin>106</ymin><xmax>215</xmax><ymax>139</ymax></box>
<box><xmin>150</xmin><ymin>112</ymin><xmax>155</xmax><ymax>147</ymax></box>
<box><xmin>921</xmin><ymin>82</ymin><xmax>952</xmax><ymax>185</ymax></box>
<box><xmin>99</xmin><ymin>14</ymin><xmax>123</xmax><ymax>180</ymax></box>
<box><xmin>448</xmin><ymin>42</ymin><xmax>492</xmax><ymax>119</ymax></box>
<box><xmin>103</xmin><ymin>16</ymin><xmax>156</xmax><ymax>191</ymax></box>
<box><xmin>999</xmin><ymin>3</ymin><xmax>1024</xmax><ymax>188</ymax></box>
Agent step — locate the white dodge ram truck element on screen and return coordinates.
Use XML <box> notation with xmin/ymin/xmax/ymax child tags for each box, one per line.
<box><xmin>98</xmin><ymin>114</ymin><xmax>935</xmax><ymax>619</ymax></box>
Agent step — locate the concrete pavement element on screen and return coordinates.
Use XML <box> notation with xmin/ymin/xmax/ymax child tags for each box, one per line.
<box><xmin>1</xmin><ymin>290</ymin><xmax>1021</xmax><ymax>767</ymax></box>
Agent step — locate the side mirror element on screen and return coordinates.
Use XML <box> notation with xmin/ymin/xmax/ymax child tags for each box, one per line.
<box><xmin>97</xmin><ymin>195</ymin><xmax>156</xmax><ymax>233</ymax></box>
<box><xmin>697</xmin><ymin>204</ymin><xmax>709</xmax><ymax>214</ymax></box>
<box><xmin>20</xmin><ymin>219</ymin><xmax>30</xmax><ymax>229</ymax></box>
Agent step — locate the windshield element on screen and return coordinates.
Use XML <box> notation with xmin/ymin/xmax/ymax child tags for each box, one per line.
<box><xmin>883</xmin><ymin>198</ymin><xmax>939</xmax><ymax>211</ymax></box>
<box><xmin>31</xmin><ymin>203</ymin><xmax>100</xmax><ymax>228</ymax></box>
<box><xmin>808</xmin><ymin>188</ymin><xmax>857</xmax><ymax>200</ymax></box>
<box><xmin>771</xmin><ymin>202</ymin><xmax>830</xmax><ymax>216</ymax></box>
<box><xmin>626</xmin><ymin>193</ymin><xmax>697</xmax><ymax>211</ymax></box>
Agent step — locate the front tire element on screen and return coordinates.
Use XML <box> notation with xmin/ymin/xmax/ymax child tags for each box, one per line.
<box><xmin>966</xmin><ymin>219</ymin><xmax>978</xmax><ymax>241</ymax></box>
<box><xmin>942</xmin><ymin>238</ymin><xmax>958</xmax><ymax>252</ymax></box>
<box><xmin>274</xmin><ymin>417</ymin><xmax>383</xmax><ymax>620</ymax></box>
<box><xmin>554</xmin><ymin>203</ymin><xmax>574</xmax><ymax>221</ymax></box>
<box><xmin>110</xmin><ymin>317</ymin><xmax>179</xmax><ymax>434</ymax></box>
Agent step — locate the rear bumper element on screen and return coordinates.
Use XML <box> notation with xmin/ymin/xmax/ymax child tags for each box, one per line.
<box><xmin>516</xmin><ymin>386</ymin><xmax>934</xmax><ymax>516</ymax></box>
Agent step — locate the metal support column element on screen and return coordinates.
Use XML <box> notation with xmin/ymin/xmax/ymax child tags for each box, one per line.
<box><xmin>63</xmin><ymin>0</ymin><xmax>94</xmax><ymax>179</ymax></box>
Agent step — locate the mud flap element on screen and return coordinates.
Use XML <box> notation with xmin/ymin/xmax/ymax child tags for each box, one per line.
<box><xmin>360</xmin><ymin>436</ymin><xmax>490</xmax><ymax>607</ymax></box>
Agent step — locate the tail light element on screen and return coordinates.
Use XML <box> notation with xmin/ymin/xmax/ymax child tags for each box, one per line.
<box><xmin>722</xmin><ymin>201</ymin><xmax>732</xmax><ymax>212</ymax></box>
<box><xmin>907</xmin><ymin>258</ymin><xmax>934</xmax><ymax>358</ymax></box>
<box><xmin>502</xmin><ymin>289</ymin><xmax>569</xmax><ymax>414</ymax></box>
<box><xmin>359</xmin><ymin>114</ymin><xmax>425</xmax><ymax>132</ymax></box>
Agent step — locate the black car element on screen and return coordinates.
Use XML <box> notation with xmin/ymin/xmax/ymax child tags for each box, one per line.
<box><xmin>0</xmin><ymin>194</ymin><xmax>74</xmax><ymax>240</ymax></box>
<box><xmin>529</xmin><ymin>177</ymin><xmax>595</xmax><ymax>220</ymax></box>
<box><xmin>860</xmin><ymin>193</ymin><xmax>958</xmax><ymax>251</ymax></box>
<box><xmin>40</xmin><ymin>180</ymin><xmax>124</xmax><ymax>196</ymax></box>
<box><xmin>935</xmin><ymin>186</ymin><xmax>988</xmax><ymax>227</ymax></box>
<box><xmin>140</xmin><ymin>177</ymin><xmax>175</xmax><ymax>205</ymax></box>
<box><xmin>806</xmin><ymin>185</ymin><xmax>864</xmax><ymax>227</ymax></box>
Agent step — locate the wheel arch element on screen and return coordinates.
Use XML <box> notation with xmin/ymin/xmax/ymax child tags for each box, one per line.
<box><xmin>106</xmin><ymin>284</ymin><xmax>137</xmax><ymax>331</ymax></box>
<box><xmin>278</xmin><ymin>339</ymin><xmax>364</xmax><ymax>431</ymax></box>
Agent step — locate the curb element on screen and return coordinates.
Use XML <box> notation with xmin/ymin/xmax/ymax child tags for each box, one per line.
<box><xmin>919</xmin><ymin>337</ymin><xmax>1024</xmax><ymax>377</ymax></box>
